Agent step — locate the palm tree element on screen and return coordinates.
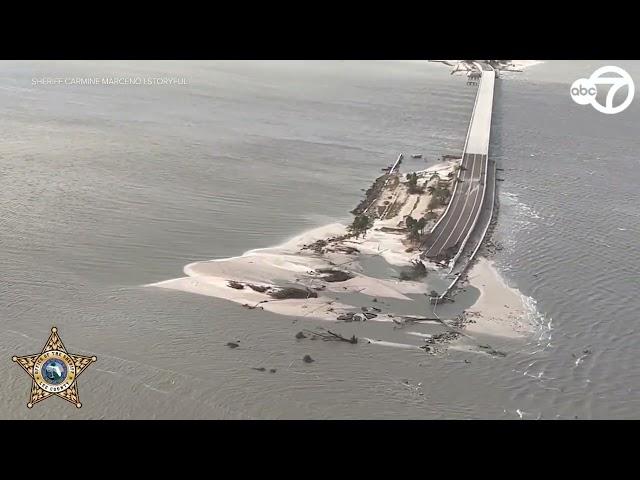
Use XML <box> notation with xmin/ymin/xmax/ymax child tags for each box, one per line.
<box><xmin>410</xmin><ymin>224</ymin><xmax>421</xmax><ymax>241</ymax></box>
<box><xmin>428</xmin><ymin>195</ymin><xmax>440</xmax><ymax>212</ymax></box>
<box><xmin>417</xmin><ymin>217</ymin><xmax>427</xmax><ymax>236</ymax></box>
<box><xmin>405</xmin><ymin>215</ymin><xmax>416</xmax><ymax>230</ymax></box>
<box><xmin>351</xmin><ymin>214</ymin><xmax>372</xmax><ymax>239</ymax></box>
<box><xmin>405</xmin><ymin>216</ymin><xmax>421</xmax><ymax>241</ymax></box>
<box><xmin>434</xmin><ymin>187</ymin><xmax>451</xmax><ymax>206</ymax></box>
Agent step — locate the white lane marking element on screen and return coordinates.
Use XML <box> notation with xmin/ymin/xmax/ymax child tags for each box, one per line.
<box><xmin>427</xmin><ymin>72</ymin><xmax>483</xmax><ymax>237</ymax></box>
<box><xmin>424</xmin><ymin>154</ymin><xmax>474</xmax><ymax>255</ymax></box>
<box><xmin>450</xmin><ymin>155</ymin><xmax>486</xmax><ymax>248</ymax></box>
<box><xmin>429</xmin><ymin>154</ymin><xmax>477</xmax><ymax>253</ymax></box>
<box><xmin>433</xmin><ymin>153</ymin><xmax>481</xmax><ymax>255</ymax></box>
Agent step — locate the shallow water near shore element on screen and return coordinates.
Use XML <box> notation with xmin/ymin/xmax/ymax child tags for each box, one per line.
<box><xmin>2</xmin><ymin>60</ymin><xmax>639</xmax><ymax>418</ymax></box>
<box><xmin>358</xmin><ymin>254</ymin><xmax>453</xmax><ymax>291</ymax></box>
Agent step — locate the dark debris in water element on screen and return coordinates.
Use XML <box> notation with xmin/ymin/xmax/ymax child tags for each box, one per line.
<box><xmin>252</xmin><ymin>367</ymin><xmax>278</xmax><ymax>373</ymax></box>
<box><xmin>478</xmin><ymin>345</ymin><xmax>507</xmax><ymax>357</ymax></box>
<box><xmin>398</xmin><ymin>260</ymin><xmax>427</xmax><ymax>281</ymax></box>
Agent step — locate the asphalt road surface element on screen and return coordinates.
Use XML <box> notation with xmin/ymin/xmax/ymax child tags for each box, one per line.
<box><xmin>422</xmin><ymin>67</ymin><xmax>495</xmax><ymax>260</ymax></box>
<box><xmin>423</xmin><ymin>152</ymin><xmax>486</xmax><ymax>259</ymax></box>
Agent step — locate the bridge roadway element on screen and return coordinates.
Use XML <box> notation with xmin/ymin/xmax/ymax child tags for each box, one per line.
<box><xmin>422</xmin><ymin>66</ymin><xmax>495</xmax><ymax>261</ymax></box>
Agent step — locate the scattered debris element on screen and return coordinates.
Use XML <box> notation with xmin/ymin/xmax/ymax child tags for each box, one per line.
<box><xmin>242</xmin><ymin>303</ymin><xmax>263</xmax><ymax>309</ymax></box>
<box><xmin>430</xmin><ymin>331</ymin><xmax>461</xmax><ymax>343</ymax></box>
<box><xmin>247</xmin><ymin>283</ymin><xmax>269</xmax><ymax>293</ymax></box>
<box><xmin>336</xmin><ymin>311</ymin><xmax>371</xmax><ymax>322</ymax></box>
<box><xmin>303</xmin><ymin>355</ymin><xmax>315</xmax><ymax>363</ymax></box>
<box><xmin>478</xmin><ymin>344</ymin><xmax>507</xmax><ymax>358</ymax></box>
<box><xmin>316</xmin><ymin>268</ymin><xmax>354</xmax><ymax>282</ymax></box>
<box><xmin>269</xmin><ymin>369</ymin><xmax>277</xmax><ymax>373</ymax></box>
<box><xmin>393</xmin><ymin>315</ymin><xmax>440</xmax><ymax>328</ymax></box>
<box><xmin>572</xmin><ymin>349</ymin><xmax>592</xmax><ymax>366</ymax></box>
<box><xmin>427</xmin><ymin>292</ymin><xmax>454</xmax><ymax>305</ymax></box>
<box><xmin>449</xmin><ymin>312</ymin><xmax>468</xmax><ymax>329</ymax></box>
<box><xmin>252</xmin><ymin>367</ymin><xmax>266</xmax><ymax>372</ymax></box>
<box><xmin>302</xmin><ymin>239</ymin><xmax>328</xmax><ymax>254</ymax></box>
<box><xmin>303</xmin><ymin>329</ymin><xmax>358</xmax><ymax>344</ymax></box>
<box><xmin>268</xmin><ymin>286</ymin><xmax>318</xmax><ymax>300</ymax></box>
<box><xmin>399</xmin><ymin>259</ymin><xmax>427</xmax><ymax>280</ymax></box>
<box><xmin>420</xmin><ymin>331</ymin><xmax>462</xmax><ymax>354</ymax></box>
<box><xmin>230</xmin><ymin>280</ymin><xmax>319</xmax><ymax>302</ymax></box>
<box><xmin>333</xmin><ymin>245</ymin><xmax>359</xmax><ymax>255</ymax></box>
<box><xmin>226</xmin><ymin>342</ymin><xmax>239</xmax><ymax>349</ymax></box>
<box><xmin>295</xmin><ymin>331</ymin><xmax>307</xmax><ymax>340</ymax></box>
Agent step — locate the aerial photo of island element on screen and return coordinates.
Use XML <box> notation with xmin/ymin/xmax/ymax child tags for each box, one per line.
<box><xmin>2</xmin><ymin>60</ymin><xmax>638</xmax><ymax>419</ymax></box>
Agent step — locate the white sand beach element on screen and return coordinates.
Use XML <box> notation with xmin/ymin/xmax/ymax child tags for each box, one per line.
<box><xmin>147</xmin><ymin>160</ymin><xmax>536</xmax><ymax>340</ymax></box>
<box><xmin>464</xmin><ymin>257</ymin><xmax>533</xmax><ymax>338</ymax></box>
<box><xmin>147</xmin><ymin>218</ymin><xmax>430</xmax><ymax>321</ymax></box>
<box><xmin>146</xmin><ymin>162</ymin><xmax>457</xmax><ymax>321</ymax></box>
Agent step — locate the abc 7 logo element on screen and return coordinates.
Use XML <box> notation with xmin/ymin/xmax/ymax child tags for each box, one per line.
<box><xmin>570</xmin><ymin>66</ymin><xmax>635</xmax><ymax>115</ymax></box>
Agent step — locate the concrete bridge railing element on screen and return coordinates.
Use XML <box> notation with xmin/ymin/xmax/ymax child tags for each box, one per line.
<box><xmin>448</xmin><ymin>67</ymin><xmax>495</xmax><ymax>272</ymax></box>
<box><xmin>426</xmin><ymin>68</ymin><xmax>483</xmax><ymax>237</ymax></box>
